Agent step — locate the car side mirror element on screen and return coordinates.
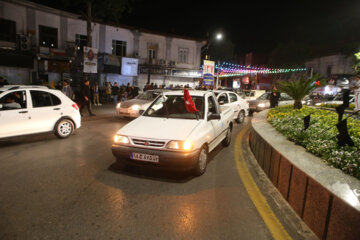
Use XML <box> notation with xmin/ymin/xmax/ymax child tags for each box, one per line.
<box><xmin>139</xmin><ymin>109</ymin><xmax>145</xmax><ymax>115</ymax></box>
<box><xmin>207</xmin><ymin>113</ymin><xmax>221</xmax><ymax>121</ymax></box>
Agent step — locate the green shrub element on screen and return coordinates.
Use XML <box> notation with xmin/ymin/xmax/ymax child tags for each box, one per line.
<box><xmin>267</xmin><ymin>106</ymin><xmax>360</xmax><ymax>179</ymax></box>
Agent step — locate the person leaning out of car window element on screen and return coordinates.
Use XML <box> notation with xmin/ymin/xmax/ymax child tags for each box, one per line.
<box><xmin>269</xmin><ymin>86</ymin><xmax>280</xmax><ymax>108</ymax></box>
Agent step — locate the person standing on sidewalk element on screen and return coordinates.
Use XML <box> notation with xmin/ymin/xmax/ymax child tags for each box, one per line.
<box><xmin>112</xmin><ymin>82</ymin><xmax>120</xmax><ymax>104</ymax></box>
<box><xmin>62</xmin><ymin>80</ymin><xmax>73</xmax><ymax>99</ymax></box>
<box><xmin>92</xmin><ymin>82</ymin><xmax>101</xmax><ymax>106</ymax></box>
<box><xmin>80</xmin><ymin>80</ymin><xmax>95</xmax><ymax>116</ymax></box>
<box><xmin>105</xmin><ymin>82</ymin><xmax>112</xmax><ymax>103</ymax></box>
<box><xmin>350</xmin><ymin>75</ymin><xmax>360</xmax><ymax>111</ymax></box>
<box><xmin>269</xmin><ymin>86</ymin><xmax>280</xmax><ymax>108</ymax></box>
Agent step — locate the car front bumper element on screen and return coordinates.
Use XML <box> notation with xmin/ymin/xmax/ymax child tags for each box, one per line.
<box><xmin>115</xmin><ymin>107</ymin><xmax>140</xmax><ymax>118</ymax></box>
<box><xmin>111</xmin><ymin>144</ymin><xmax>200</xmax><ymax>171</ymax></box>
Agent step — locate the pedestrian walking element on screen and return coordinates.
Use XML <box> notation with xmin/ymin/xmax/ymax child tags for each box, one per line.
<box><xmin>269</xmin><ymin>86</ymin><xmax>280</xmax><ymax>108</ymax></box>
<box><xmin>350</xmin><ymin>75</ymin><xmax>360</xmax><ymax>111</ymax></box>
<box><xmin>92</xmin><ymin>82</ymin><xmax>101</xmax><ymax>106</ymax></box>
<box><xmin>80</xmin><ymin>79</ymin><xmax>95</xmax><ymax>116</ymax></box>
<box><xmin>61</xmin><ymin>80</ymin><xmax>73</xmax><ymax>99</ymax></box>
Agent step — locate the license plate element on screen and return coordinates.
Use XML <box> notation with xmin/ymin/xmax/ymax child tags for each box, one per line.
<box><xmin>130</xmin><ymin>153</ymin><xmax>159</xmax><ymax>163</ymax></box>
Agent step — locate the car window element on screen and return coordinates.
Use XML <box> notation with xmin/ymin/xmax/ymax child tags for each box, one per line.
<box><xmin>143</xmin><ymin>95</ymin><xmax>204</xmax><ymax>119</ymax></box>
<box><xmin>218</xmin><ymin>93</ymin><xmax>229</xmax><ymax>104</ymax></box>
<box><xmin>258</xmin><ymin>93</ymin><xmax>270</xmax><ymax>100</ymax></box>
<box><xmin>31</xmin><ymin>90</ymin><xmax>53</xmax><ymax>107</ymax></box>
<box><xmin>280</xmin><ymin>93</ymin><xmax>293</xmax><ymax>101</ymax></box>
<box><xmin>229</xmin><ymin>93</ymin><xmax>238</xmax><ymax>102</ymax></box>
<box><xmin>51</xmin><ymin>93</ymin><xmax>61</xmax><ymax>105</ymax></box>
<box><xmin>0</xmin><ymin>90</ymin><xmax>26</xmax><ymax>110</ymax></box>
<box><xmin>208</xmin><ymin>96</ymin><xmax>219</xmax><ymax>115</ymax></box>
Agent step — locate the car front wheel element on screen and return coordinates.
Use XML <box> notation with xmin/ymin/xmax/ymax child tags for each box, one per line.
<box><xmin>236</xmin><ymin>110</ymin><xmax>245</xmax><ymax>123</ymax></box>
<box><xmin>55</xmin><ymin>119</ymin><xmax>74</xmax><ymax>139</ymax></box>
<box><xmin>193</xmin><ymin>145</ymin><xmax>208</xmax><ymax>176</ymax></box>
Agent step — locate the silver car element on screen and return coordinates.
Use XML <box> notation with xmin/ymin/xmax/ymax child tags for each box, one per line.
<box><xmin>116</xmin><ymin>90</ymin><xmax>162</xmax><ymax>118</ymax></box>
<box><xmin>249</xmin><ymin>92</ymin><xmax>294</xmax><ymax>114</ymax></box>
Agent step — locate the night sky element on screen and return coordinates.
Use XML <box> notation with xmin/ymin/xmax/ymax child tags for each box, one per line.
<box><xmin>30</xmin><ymin>0</ymin><xmax>360</xmax><ymax>55</ymax></box>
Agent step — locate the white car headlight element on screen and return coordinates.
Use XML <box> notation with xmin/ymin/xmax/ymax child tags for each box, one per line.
<box><xmin>114</xmin><ymin>135</ymin><xmax>130</xmax><ymax>144</ymax></box>
<box><xmin>131</xmin><ymin>104</ymin><xmax>140</xmax><ymax>111</ymax></box>
<box><xmin>258</xmin><ymin>103</ymin><xmax>266</xmax><ymax>108</ymax></box>
<box><xmin>166</xmin><ymin>140</ymin><xmax>193</xmax><ymax>151</ymax></box>
<box><xmin>116</xmin><ymin>103</ymin><xmax>121</xmax><ymax>108</ymax></box>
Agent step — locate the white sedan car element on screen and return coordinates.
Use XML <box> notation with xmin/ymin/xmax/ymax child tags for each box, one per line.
<box><xmin>116</xmin><ymin>90</ymin><xmax>162</xmax><ymax>118</ymax></box>
<box><xmin>0</xmin><ymin>85</ymin><xmax>81</xmax><ymax>139</ymax></box>
<box><xmin>214</xmin><ymin>90</ymin><xmax>249</xmax><ymax>123</ymax></box>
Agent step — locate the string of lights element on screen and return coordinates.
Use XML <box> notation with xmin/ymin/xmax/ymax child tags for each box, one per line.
<box><xmin>201</xmin><ymin>61</ymin><xmax>307</xmax><ymax>78</ymax></box>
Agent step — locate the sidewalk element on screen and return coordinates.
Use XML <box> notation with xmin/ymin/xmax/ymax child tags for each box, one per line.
<box><xmin>81</xmin><ymin>103</ymin><xmax>117</xmax><ymax>122</ymax></box>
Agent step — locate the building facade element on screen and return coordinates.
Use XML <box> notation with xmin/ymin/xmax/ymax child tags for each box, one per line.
<box><xmin>0</xmin><ymin>0</ymin><xmax>203</xmax><ymax>89</ymax></box>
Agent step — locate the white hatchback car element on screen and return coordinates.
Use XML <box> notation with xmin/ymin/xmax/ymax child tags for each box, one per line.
<box><xmin>214</xmin><ymin>90</ymin><xmax>249</xmax><ymax>123</ymax></box>
<box><xmin>0</xmin><ymin>85</ymin><xmax>81</xmax><ymax>139</ymax></box>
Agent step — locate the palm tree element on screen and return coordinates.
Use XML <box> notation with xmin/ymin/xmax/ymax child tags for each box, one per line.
<box><xmin>277</xmin><ymin>73</ymin><xmax>325</xmax><ymax>109</ymax></box>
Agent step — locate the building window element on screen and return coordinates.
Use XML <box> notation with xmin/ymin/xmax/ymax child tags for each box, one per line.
<box><xmin>326</xmin><ymin>65</ymin><xmax>332</xmax><ymax>77</ymax></box>
<box><xmin>112</xmin><ymin>40</ymin><xmax>126</xmax><ymax>56</ymax></box>
<box><xmin>0</xmin><ymin>18</ymin><xmax>16</xmax><ymax>42</ymax></box>
<box><xmin>178</xmin><ymin>48</ymin><xmax>188</xmax><ymax>63</ymax></box>
<box><xmin>148</xmin><ymin>49</ymin><xmax>156</xmax><ymax>60</ymax></box>
<box><xmin>39</xmin><ymin>25</ymin><xmax>58</xmax><ymax>48</ymax></box>
<box><xmin>75</xmin><ymin>34</ymin><xmax>87</xmax><ymax>51</ymax></box>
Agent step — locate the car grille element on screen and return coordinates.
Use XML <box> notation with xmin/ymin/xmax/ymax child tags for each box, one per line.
<box><xmin>131</xmin><ymin>138</ymin><xmax>166</xmax><ymax>148</ymax></box>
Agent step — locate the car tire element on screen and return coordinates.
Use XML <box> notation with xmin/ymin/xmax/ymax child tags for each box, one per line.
<box><xmin>55</xmin><ymin>118</ymin><xmax>74</xmax><ymax>139</ymax></box>
<box><xmin>222</xmin><ymin>127</ymin><xmax>232</xmax><ymax>147</ymax></box>
<box><xmin>236</xmin><ymin>110</ymin><xmax>245</xmax><ymax>123</ymax></box>
<box><xmin>193</xmin><ymin>145</ymin><xmax>208</xmax><ymax>176</ymax></box>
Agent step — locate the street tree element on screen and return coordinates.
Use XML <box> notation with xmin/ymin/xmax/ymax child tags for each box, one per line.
<box><xmin>277</xmin><ymin>73</ymin><xmax>325</xmax><ymax>109</ymax></box>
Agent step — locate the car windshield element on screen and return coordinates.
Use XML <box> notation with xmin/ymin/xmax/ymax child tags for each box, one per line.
<box><xmin>258</xmin><ymin>93</ymin><xmax>270</xmax><ymax>100</ymax></box>
<box><xmin>135</xmin><ymin>91</ymin><xmax>160</xmax><ymax>100</ymax></box>
<box><xmin>143</xmin><ymin>94</ymin><xmax>204</xmax><ymax>119</ymax></box>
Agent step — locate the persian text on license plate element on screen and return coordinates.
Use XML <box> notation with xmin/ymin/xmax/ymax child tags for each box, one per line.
<box><xmin>130</xmin><ymin>153</ymin><xmax>159</xmax><ymax>163</ymax></box>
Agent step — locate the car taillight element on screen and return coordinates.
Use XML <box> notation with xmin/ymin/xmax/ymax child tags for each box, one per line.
<box><xmin>72</xmin><ymin>104</ymin><xmax>79</xmax><ymax>110</ymax></box>
<box><xmin>246</xmin><ymin>101</ymin><xmax>249</xmax><ymax>104</ymax></box>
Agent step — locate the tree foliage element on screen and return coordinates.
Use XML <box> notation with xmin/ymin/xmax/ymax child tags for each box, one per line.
<box><xmin>277</xmin><ymin>73</ymin><xmax>325</xmax><ymax>109</ymax></box>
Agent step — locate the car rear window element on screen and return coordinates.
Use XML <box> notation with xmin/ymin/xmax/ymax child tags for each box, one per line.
<box><xmin>30</xmin><ymin>90</ymin><xmax>61</xmax><ymax>107</ymax></box>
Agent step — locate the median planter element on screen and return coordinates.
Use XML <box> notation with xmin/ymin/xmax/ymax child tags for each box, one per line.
<box><xmin>250</xmin><ymin>110</ymin><xmax>360</xmax><ymax>240</ymax></box>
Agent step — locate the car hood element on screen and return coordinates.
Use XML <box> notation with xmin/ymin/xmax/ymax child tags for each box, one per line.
<box><xmin>120</xmin><ymin>99</ymin><xmax>151</xmax><ymax>108</ymax></box>
<box><xmin>117</xmin><ymin>116</ymin><xmax>202</xmax><ymax>140</ymax></box>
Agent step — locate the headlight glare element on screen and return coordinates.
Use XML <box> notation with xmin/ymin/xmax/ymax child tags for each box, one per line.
<box><xmin>114</xmin><ymin>135</ymin><xmax>129</xmax><ymax>144</ymax></box>
<box><xmin>167</xmin><ymin>140</ymin><xmax>193</xmax><ymax>151</ymax></box>
<box><xmin>131</xmin><ymin>104</ymin><xmax>140</xmax><ymax>110</ymax></box>
<box><xmin>116</xmin><ymin>103</ymin><xmax>121</xmax><ymax>108</ymax></box>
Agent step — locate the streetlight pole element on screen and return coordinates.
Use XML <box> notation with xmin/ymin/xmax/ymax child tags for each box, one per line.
<box><xmin>216</xmin><ymin>59</ymin><xmax>220</xmax><ymax>89</ymax></box>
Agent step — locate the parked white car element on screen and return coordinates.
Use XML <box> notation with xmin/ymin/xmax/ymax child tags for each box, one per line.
<box><xmin>112</xmin><ymin>90</ymin><xmax>234</xmax><ymax>176</ymax></box>
<box><xmin>214</xmin><ymin>90</ymin><xmax>249</xmax><ymax>123</ymax></box>
<box><xmin>0</xmin><ymin>85</ymin><xmax>81</xmax><ymax>139</ymax></box>
<box><xmin>116</xmin><ymin>90</ymin><xmax>162</xmax><ymax>118</ymax></box>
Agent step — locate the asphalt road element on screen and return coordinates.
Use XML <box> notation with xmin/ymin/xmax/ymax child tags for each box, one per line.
<box><xmin>0</xmin><ymin>116</ymin><xmax>317</xmax><ymax>240</ymax></box>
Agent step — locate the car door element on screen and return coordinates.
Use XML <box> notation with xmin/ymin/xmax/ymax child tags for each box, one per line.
<box><xmin>228</xmin><ymin>92</ymin><xmax>241</xmax><ymax>119</ymax></box>
<box><xmin>0</xmin><ymin>90</ymin><xmax>31</xmax><ymax>137</ymax></box>
<box><xmin>207</xmin><ymin>95</ymin><xmax>225</xmax><ymax>151</ymax></box>
<box><xmin>29</xmin><ymin>90</ymin><xmax>63</xmax><ymax>133</ymax></box>
<box><xmin>279</xmin><ymin>93</ymin><xmax>294</xmax><ymax>106</ymax></box>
